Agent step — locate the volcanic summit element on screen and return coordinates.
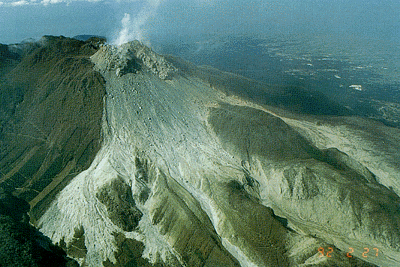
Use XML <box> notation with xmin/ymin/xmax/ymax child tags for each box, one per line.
<box><xmin>0</xmin><ymin>36</ymin><xmax>399</xmax><ymax>267</ymax></box>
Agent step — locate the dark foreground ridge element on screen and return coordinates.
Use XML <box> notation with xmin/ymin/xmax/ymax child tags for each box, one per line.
<box><xmin>0</xmin><ymin>188</ymin><xmax>79</xmax><ymax>266</ymax></box>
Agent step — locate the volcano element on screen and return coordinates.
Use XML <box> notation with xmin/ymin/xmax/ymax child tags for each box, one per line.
<box><xmin>1</xmin><ymin>36</ymin><xmax>399</xmax><ymax>267</ymax></box>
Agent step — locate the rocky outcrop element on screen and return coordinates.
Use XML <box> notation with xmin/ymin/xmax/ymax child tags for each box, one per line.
<box><xmin>96</xmin><ymin>177</ymin><xmax>143</xmax><ymax>232</ymax></box>
<box><xmin>91</xmin><ymin>41</ymin><xmax>176</xmax><ymax>79</ymax></box>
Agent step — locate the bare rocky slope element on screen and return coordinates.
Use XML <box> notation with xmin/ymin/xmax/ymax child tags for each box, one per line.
<box><xmin>1</xmin><ymin>36</ymin><xmax>399</xmax><ymax>266</ymax></box>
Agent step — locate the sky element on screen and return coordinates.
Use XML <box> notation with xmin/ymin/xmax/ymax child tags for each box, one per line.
<box><xmin>1</xmin><ymin>0</ymin><xmax>399</xmax><ymax>46</ymax></box>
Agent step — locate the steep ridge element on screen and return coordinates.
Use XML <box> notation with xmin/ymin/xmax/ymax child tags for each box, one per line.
<box><xmin>0</xmin><ymin>36</ymin><xmax>106</xmax><ymax>222</ymax></box>
<box><xmin>1</xmin><ymin>37</ymin><xmax>399</xmax><ymax>267</ymax></box>
<box><xmin>0</xmin><ymin>43</ymin><xmax>20</xmax><ymax>76</ymax></box>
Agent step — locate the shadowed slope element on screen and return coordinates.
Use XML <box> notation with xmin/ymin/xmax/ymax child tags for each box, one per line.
<box><xmin>0</xmin><ymin>36</ymin><xmax>106</xmax><ymax>221</ymax></box>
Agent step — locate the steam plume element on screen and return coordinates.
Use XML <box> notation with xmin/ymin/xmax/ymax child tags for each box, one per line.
<box><xmin>113</xmin><ymin>0</ymin><xmax>161</xmax><ymax>46</ymax></box>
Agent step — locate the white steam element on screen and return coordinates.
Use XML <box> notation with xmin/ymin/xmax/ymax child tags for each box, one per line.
<box><xmin>113</xmin><ymin>0</ymin><xmax>161</xmax><ymax>46</ymax></box>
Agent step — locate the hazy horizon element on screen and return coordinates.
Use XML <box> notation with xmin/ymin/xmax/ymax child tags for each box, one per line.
<box><xmin>1</xmin><ymin>0</ymin><xmax>399</xmax><ymax>44</ymax></box>
<box><xmin>2</xmin><ymin>0</ymin><xmax>399</xmax><ymax>109</ymax></box>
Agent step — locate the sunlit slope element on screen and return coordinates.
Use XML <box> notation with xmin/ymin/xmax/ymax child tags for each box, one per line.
<box><xmin>35</xmin><ymin>41</ymin><xmax>398</xmax><ymax>267</ymax></box>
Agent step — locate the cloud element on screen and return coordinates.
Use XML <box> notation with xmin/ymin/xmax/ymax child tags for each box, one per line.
<box><xmin>40</xmin><ymin>0</ymin><xmax>64</xmax><ymax>4</ymax></box>
<box><xmin>1</xmin><ymin>0</ymin><xmax>29</xmax><ymax>6</ymax></box>
<box><xmin>1</xmin><ymin>0</ymin><xmax>139</xmax><ymax>6</ymax></box>
<box><xmin>10</xmin><ymin>0</ymin><xmax>29</xmax><ymax>5</ymax></box>
<box><xmin>40</xmin><ymin>0</ymin><xmax>105</xmax><ymax>4</ymax></box>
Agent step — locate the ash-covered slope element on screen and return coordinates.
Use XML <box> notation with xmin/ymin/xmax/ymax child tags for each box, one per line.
<box><xmin>1</xmin><ymin>37</ymin><xmax>400</xmax><ymax>267</ymax></box>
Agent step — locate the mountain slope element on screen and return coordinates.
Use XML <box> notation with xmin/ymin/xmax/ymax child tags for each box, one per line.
<box><xmin>1</xmin><ymin>37</ymin><xmax>399</xmax><ymax>267</ymax></box>
<box><xmin>0</xmin><ymin>36</ymin><xmax>106</xmax><ymax>223</ymax></box>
